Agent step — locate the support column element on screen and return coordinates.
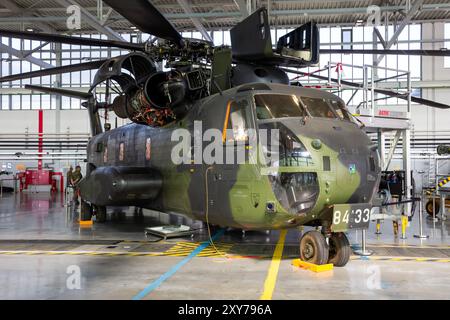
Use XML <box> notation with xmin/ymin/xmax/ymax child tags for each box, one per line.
<box><xmin>54</xmin><ymin>43</ymin><xmax>62</xmax><ymax>169</ymax></box>
<box><xmin>54</xmin><ymin>43</ymin><xmax>62</xmax><ymax>133</ymax></box>
<box><xmin>403</xmin><ymin>129</ymin><xmax>412</xmax><ymax>215</ymax></box>
<box><xmin>38</xmin><ymin>110</ymin><xmax>43</xmax><ymax>170</ymax></box>
<box><xmin>378</xmin><ymin>129</ymin><xmax>386</xmax><ymax>170</ymax></box>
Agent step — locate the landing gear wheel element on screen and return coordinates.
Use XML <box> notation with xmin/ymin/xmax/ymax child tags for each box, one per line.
<box><xmin>95</xmin><ymin>206</ymin><xmax>107</xmax><ymax>223</ymax></box>
<box><xmin>299</xmin><ymin>231</ymin><xmax>329</xmax><ymax>265</ymax></box>
<box><xmin>328</xmin><ymin>232</ymin><xmax>351</xmax><ymax>267</ymax></box>
<box><xmin>425</xmin><ymin>200</ymin><xmax>439</xmax><ymax>218</ymax></box>
<box><xmin>80</xmin><ymin>201</ymin><xmax>93</xmax><ymax>221</ymax></box>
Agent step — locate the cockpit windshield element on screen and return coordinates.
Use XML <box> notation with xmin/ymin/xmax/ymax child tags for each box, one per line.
<box><xmin>254</xmin><ymin>94</ymin><xmax>307</xmax><ymax>120</ymax></box>
<box><xmin>254</xmin><ymin>93</ymin><xmax>357</xmax><ymax>124</ymax></box>
<box><xmin>300</xmin><ymin>97</ymin><xmax>337</xmax><ymax>119</ymax></box>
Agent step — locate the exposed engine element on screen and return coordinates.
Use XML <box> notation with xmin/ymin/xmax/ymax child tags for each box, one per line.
<box><xmin>116</xmin><ymin>69</ymin><xmax>206</xmax><ymax>126</ymax></box>
<box><xmin>90</xmin><ymin>52</ymin><xmax>210</xmax><ymax>128</ymax></box>
<box><xmin>111</xmin><ymin>70</ymin><xmax>186</xmax><ymax>126</ymax></box>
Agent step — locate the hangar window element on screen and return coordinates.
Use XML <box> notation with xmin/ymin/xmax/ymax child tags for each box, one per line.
<box><xmin>341</xmin><ymin>29</ymin><xmax>353</xmax><ymax>50</ymax></box>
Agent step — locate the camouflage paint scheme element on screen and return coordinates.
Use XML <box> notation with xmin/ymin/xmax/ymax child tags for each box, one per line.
<box><xmin>83</xmin><ymin>83</ymin><xmax>381</xmax><ymax>231</ymax></box>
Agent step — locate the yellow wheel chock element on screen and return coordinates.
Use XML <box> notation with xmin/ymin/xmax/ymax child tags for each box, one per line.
<box><xmin>292</xmin><ymin>259</ymin><xmax>333</xmax><ymax>273</ymax></box>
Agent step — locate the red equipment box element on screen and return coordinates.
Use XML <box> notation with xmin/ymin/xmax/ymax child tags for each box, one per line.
<box><xmin>25</xmin><ymin>169</ymin><xmax>52</xmax><ymax>185</ymax></box>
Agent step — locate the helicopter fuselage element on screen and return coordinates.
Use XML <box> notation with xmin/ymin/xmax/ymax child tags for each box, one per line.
<box><xmin>81</xmin><ymin>83</ymin><xmax>380</xmax><ymax>231</ymax></box>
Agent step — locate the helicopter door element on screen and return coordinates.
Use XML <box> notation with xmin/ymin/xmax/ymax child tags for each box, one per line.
<box><xmin>207</xmin><ymin>97</ymin><xmax>257</xmax><ymax>225</ymax></box>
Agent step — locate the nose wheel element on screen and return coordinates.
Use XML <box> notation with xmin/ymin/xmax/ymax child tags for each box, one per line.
<box><xmin>327</xmin><ymin>232</ymin><xmax>351</xmax><ymax>267</ymax></box>
<box><xmin>299</xmin><ymin>231</ymin><xmax>329</xmax><ymax>265</ymax></box>
<box><xmin>299</xmin><ymin>231</ymin><xmax>351</xmax><ymax>266</ymax></box>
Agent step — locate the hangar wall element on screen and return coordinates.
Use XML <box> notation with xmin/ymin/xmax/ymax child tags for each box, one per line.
<box><xmin>414</xmin><ymin>22</ymin><xmax>450</xmax><ymax>132</ymax></box>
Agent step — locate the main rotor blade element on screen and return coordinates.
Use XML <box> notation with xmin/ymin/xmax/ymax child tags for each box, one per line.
<box><xmin>0</xmin><ymin>30</ymin><xmax>144</xmax><ymax>51</ymax></box>
<box><xmin>103</xmin><ymin>0</ymin><xmax>183</xmax><ymax>47</ymax></box>
<box><xmin>25</xmin><ymin>85</ymin><xmax>93</xmax><ymax>100</ymax></box>
<box><xmin>321</xmin><ymin>49</ymin><xmax>450</xmax><ymax>56</ymax></box>
<box><xmin>281</xmin><ymin>68</ymin><xmax>450</xmax><ymax>109</ymax></box>
<box><xmin>0</xmin><ymin>60</ymin><xmax>107</xmax><ymax>83</ymax></box>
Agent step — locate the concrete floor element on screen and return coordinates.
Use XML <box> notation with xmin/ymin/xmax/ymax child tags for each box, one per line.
<box><xmin>0</xmin><ymin>191</ymin><xmax>449</xmax><ymax>300</ymax></box>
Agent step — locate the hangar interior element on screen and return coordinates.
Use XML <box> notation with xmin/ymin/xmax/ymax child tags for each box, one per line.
<box><xmin>0</xmin><ymin>0</ymin><xmax>449</xmax><ymax>300</ymax></box>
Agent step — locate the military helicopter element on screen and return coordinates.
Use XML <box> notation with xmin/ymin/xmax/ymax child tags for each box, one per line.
<box><xmin>1</xmin><ymin>1</ymin><xmax>449</xmax><ymax>266</ymax></box>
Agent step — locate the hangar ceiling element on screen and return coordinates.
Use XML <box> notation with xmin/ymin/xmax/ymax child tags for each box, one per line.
<box><xmin>0</xmin><ymin>0</ymin><xmax>449</xmax><ymax>34</ymax></box>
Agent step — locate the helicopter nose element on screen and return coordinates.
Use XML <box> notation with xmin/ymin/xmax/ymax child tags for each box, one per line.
<box><xmin>317</xmin><ymin>120</ymin><xmax>380</xmax><ymax>203</ymax></box>
<box><xmin>282</xmin><ymin>118</ymin><xmax>380</xmax><ymax>204</ymax></box>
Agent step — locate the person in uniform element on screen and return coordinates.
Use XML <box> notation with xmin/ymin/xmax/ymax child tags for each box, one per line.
<box><xmin>71</xmin><ymin>165</ymin><xmax>83</xmax><ymax>204</ymax></box>
<box><xmin>66</xmin><ymin>166</ymin><xmax>73</xmax><ymax>188</ymax></box>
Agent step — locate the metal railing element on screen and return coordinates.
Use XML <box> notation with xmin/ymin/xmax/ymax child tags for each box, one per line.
<box><xmin>0</xmin><ymin>132</ymin><xmax>89</xmax><ymax>161</ymax></box>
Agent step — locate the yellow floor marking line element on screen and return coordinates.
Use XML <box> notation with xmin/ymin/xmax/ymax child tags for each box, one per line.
<box><xmin>260</xmin><ymin>230</ymin><xmax>287</xmax><ymax>300</ymax></box>
<box><xmin>292</xmin><ymin>259</ymin><xmax>333</xmax><ymax>273</ymax></box>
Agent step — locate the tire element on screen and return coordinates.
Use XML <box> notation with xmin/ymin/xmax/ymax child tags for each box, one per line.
<box><xmin>328</xmin><ymin>232</ymin><xmax>351</xmax><ymax>267</ymax></box>
<box><xmin>96</xmin><ymin>206</ymin><xmax>107</xmax><ymax>223</ymax></box>
<box><xmin>299</xmin><ymin>231</ymin><xmax>329</xmax><ymax>265</ymax></box>
<box><xmin>425</xmin><ymin>200</ymin><xmax>440</xmax><ymax>217</ymax></box>
<box><xmin>80</xmin><ymin>201</ymin><xmax>93</xmax><ymax>221</ymax></box>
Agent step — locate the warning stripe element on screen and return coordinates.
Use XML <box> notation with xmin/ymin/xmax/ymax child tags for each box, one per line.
<box><xmin>162</xmin><ymin>241</ymin><xmax>233</xmax><ymax>257</ymax></box>
<box><xmin>425</xmin><ymin>176</ymin><xmax>450</xmax><ymax>194</ymax></box>
<box><xmin>0</xmin><ymin>250</ymin><xmax>162</xmax><ymax>257</ymax></box>
<box><xmin>0</xmin><ymin>250</ymin><xmax>449</xmax><ymax>262</ymax></box>
<box><xmin>0</xmin><ymin>241</ymin><xmax>234</xmax><ymax>258</ymax></box>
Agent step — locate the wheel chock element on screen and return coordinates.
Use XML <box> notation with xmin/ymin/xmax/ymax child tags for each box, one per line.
<box><xmin>78</xmin><ymin>219</ymin><xmax>93</xmax><ymax>226</ymax></box>
<box><xmin>291</xmin><ymin>259</ymin><xmax>333</xmax><ymax>273</ymax></box>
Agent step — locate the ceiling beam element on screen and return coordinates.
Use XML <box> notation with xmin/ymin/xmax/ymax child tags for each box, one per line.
<box><xmin>176</xmin><ymin>0</ymin><xmax>212</xmax><ymax>42</ymax></box>
<box><xmin>53</xmin><ymin>0</ymin><xmax>125</xmax><ymax>41</ymax></box>
<box><xmin>1</xmin><ymin>0</ymin><xmax>56</xmax><ymax>33</ymax></box>
<box><xmin>0</xmin><ymin>0</ymin><xmax>55</xmax><ymax>70</ymax></box>
<box><xmin>0</xmin><ymin>3</ymin><xmax>448</xmax><ymax>22</ymax></box>
<box><xmin>22</xmin><ymin>42</ymin><xmax>49</xmax><ymax>58</ymax></box>
<box><xmin>234</xmin><ymin>0</ymin><xmax>250</xmax><ymax>17</ymax></box>
<box><xmin>0</xmin><ymin>43</ymin><xmax>54</xmax><ymax>68</ymax></box>
<box><xmin>376</xmin><ymin>0</ymin><xmax>424</xmax><ymax>65</ymax></box>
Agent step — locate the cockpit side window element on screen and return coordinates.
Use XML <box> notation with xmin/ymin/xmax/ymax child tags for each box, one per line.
<box><xmin>300</xmin><ymin>97</ymin><xmax>337</xmax><ymax>119</ymax></box>
<box><xmin>328</xmin><ymin>98</ymin><xmax>360</xmax><ymax>125</ymax></box>
<box><xmin>328</xmin><ymin>99</ymin><xmax>350</xmax><ymax>121</ymax></box>
<box><xmin>254</xmin><ymin>94</ymin><xmax>307</xmax><ymax>119</ymax></box>
<box><xmin>223</xmin><ymin>99</ymin><xmax>250</xmax><ymax>143</ymax></box>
